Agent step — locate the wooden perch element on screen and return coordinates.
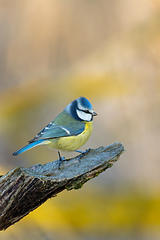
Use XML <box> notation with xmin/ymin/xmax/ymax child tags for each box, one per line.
<box><xmin>0</xmin><ymin>142</ymin><xmax>125</xmax><ymax>231</ymax></box>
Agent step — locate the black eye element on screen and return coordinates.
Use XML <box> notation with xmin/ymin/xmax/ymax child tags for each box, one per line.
<box><xmin>82</xmin><ymin>110</ymin><xmax>90</xmax><ymax>114</ymax></box>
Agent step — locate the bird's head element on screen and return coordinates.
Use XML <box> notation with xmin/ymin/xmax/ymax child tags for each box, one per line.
<box><xmin>65</xmin><ymin>97</ymin><xmax>97</xmax><ymax>122</ymax></box>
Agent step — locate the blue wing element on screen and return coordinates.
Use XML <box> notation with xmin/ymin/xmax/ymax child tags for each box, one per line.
<box><xmin>29</xmin><ymin>121</ymin><xmax>85</xmax><ymax>143</ymax></box>
<box><xmin>12</xmin><ymin>123</ymin><xmax>85</xmax><ymax>156</ymax></box>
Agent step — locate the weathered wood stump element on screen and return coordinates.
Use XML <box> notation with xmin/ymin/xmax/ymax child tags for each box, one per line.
<box><xmin>0</xmin><ymin>142</ymin><xmax>125</xmax><ymax>230</ymax></box>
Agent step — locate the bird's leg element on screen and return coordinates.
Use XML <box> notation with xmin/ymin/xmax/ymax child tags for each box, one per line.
<box><xmin>58</xmin><ymin>151</ymin><xmax>66</xmax><ymax>169</ymax></box>
<box><xmin>75</xmin><ymin>150</ymin><xmax>85</xmax><ymax>154</ymax></box>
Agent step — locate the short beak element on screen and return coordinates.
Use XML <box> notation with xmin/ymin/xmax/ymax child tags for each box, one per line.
<box><xmin>92</xmin><ymin>111</ymin><xmax>97</xmax><ymax>116</ymax></box>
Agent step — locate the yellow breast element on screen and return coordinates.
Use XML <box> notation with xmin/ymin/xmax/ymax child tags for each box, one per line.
<box><xmin>48</xmin><ymin>121</ymin><xmax>93</xmax><ymax>151</ymax></box>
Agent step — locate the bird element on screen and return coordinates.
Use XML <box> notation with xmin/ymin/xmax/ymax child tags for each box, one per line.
<box><xmin>13</xmin><ymin>97</ymin><xmax>97</xmax><ymax>167</ymax></box>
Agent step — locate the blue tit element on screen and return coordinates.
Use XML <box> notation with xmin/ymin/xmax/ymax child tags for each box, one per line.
<box><xmin>13</xmin><ymin>97</ymin><xmax>97</xmax><ymax>164</ymax></box>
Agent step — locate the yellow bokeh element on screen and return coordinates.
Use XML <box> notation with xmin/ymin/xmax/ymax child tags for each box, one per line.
<box><xmin>1</xmin><ymin>1</ymin><xmax>160</xmax><ymax>239</ymax></box>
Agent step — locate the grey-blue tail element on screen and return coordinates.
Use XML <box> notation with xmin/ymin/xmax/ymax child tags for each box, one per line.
<box><xmin>12</xmin><ymin>140</ymin><xmax>44</xmax><ymax>156</ymax></box>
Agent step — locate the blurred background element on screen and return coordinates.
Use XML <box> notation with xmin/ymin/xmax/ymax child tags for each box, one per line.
<box><xmin>0</xmin><ymin>0</ymin><xmax>160</xmax><ymax>239</ymax></box>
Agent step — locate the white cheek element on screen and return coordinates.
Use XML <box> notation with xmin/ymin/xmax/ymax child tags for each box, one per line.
<box><xmin>76</xmin><ymin>109</ymin><xmax>92</xmax><ymax>121</ymax></box>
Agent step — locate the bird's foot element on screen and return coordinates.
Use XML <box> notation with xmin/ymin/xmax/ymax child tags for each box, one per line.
<box><xmin>58</xmin><ymin>151</ymin><xmax>66</xmax><ymax>170</ymax></box>
<box><xmin>75</xmin><ymin>148</ymin><xmax>92</xmax><ymax>162</ymax></box>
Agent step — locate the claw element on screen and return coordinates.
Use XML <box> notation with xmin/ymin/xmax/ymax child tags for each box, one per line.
<box><xmin>85</xmin><ymin>148</ymin><xmax>92</xmax><ymax>153</ymax></box>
